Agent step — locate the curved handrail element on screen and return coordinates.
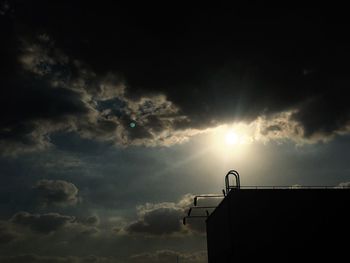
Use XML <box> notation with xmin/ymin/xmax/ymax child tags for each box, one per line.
<box><xmin>183</xmin><ymin>170</ymin><xmax>241</xmax><ymax>225</ymax></box>
<box><xmin>225</xmin><ymin>170</ymin><xmax>240</xmax><ymax>193</ymax></box>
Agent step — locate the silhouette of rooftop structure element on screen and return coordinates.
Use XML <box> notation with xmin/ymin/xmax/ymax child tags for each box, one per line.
<box><xmin>184</xmin><ymin>170</ymin><xmax>350</xmax><ymax>262</ymax></box>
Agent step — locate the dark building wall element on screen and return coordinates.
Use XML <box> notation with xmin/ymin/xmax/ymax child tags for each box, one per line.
<box><xmin>206</xmin><ymin>189</ymin><xmax>350</xmax><ymax>262</ymax></box>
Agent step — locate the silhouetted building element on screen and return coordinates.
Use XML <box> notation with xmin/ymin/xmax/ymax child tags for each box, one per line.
<box><xmin>206</xmin><ymin>189</ymin><xmax>350</xmax><ymax>262</ymax></box>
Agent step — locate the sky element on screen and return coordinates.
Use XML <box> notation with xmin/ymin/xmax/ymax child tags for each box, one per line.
<box><xmin>1</xmin><ymin>2</ymin><xmax>350</xmax><ymax>262</ymax></box>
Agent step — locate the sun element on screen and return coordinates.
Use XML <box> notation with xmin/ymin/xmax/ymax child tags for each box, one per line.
<box><xmin>208</xmin><ymin>124</ymin><xmax>254</xmax><ymax>158</ymax></box>
<box><xmin>225</xmin><ymin>132</ymin><xmax>239</xmax><ymax>145</ymax></box>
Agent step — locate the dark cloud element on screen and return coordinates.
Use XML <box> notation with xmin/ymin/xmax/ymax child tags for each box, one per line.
<box><xmin>123</xmin><ymin>194</ymin><xmax>207</xmax><ymax>236</ymax></box>
<box><xmin>79</xmin><ymin>215</ymin><xmax>100</xmax><ymax>226</ymax></box>
<box><xmin>8</xmin><ymin>210</ymin><xmax>101</xmax><ymax>237</ymax></box>
<box><xmin>130</xmin><ymin>250</ymin><xmax>207</xmax><ymax>263</ymax></box>
<box><xmin>0</xmin><ymin>30</ymin><xmax>192</xmax><ymax>155</ymax></box>
<box><xmin>292</xmin><ymin>92</ymin><xmax>350</xmax><ymax>138</ymax></box>
<box><xmin>0</xmin><ymin>221</ymin><xmax>19</xmax><ymax>244</ymax></box>
<box><xmin>27</xmin><ymin>3</ymin><xmax>348</xmax><ymax>141</ymax></box>
<box><xmin>33</xmin><ymin>179</ymin><xmax>79</xmax><ymax>206</ymax></box>
<box><xmin>0</xmin><ymin>62</ymin><xmax>89</xmax><ymax>155</ymax></box>
<box><xmin>1</xmin><ymin>4</ymin><xmax>350</xmax><ymax>155</ymax></box>
<box><xmin>0</xmin><ymin>1</ymin><xmax>11</xmax><ymax>16</ymax></box>
<box><xmin>10</xmin><ymin>212</ymin><xmax>74</xmax><ymax>234</ymax></box>
<box><xmin>0</xmin><ymin>254</ymin><xmax>119</xmax><ymax>263</ymax></box>
<box><xmin>126</xmin><ymin>207</ymin><xmax>183</xmax><ymax>235</ymax></box>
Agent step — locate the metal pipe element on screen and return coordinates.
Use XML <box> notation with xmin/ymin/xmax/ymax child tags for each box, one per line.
<box><xmin>225</xmin><ymin>170</ymin><xmax>240</xmax><ymax>193</ymax></box>
<box><xmin>194</xmin><ymin>195</ymin><xmax>224</xmax><ymax>206</ymax></box>
<box><xmin>187</xmin><ymin>206</ymin><xmax>217</xmax><ymax>216</ymax></box>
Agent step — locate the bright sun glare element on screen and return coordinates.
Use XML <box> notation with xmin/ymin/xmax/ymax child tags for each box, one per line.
<box><xmin>225</xmin><ymin>132</ymin><xmax>239</xmax><ymax>145</ymax></box>
<box><xmin>209</xmin><ymin>123</ymin><xmax>255</xmax><ymax>163</ymax></box>
<box><xmin>208</xmin><ymin>124</ymin><xmax>254</xmax><ymax>159</ymax></box>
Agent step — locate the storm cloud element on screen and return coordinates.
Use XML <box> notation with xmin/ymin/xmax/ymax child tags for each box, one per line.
<box><xmin>126</xmin><ymin>207</ymin><xmax>183</xmax><ymax>235</ymax></box>
<box><xmin>0</xmin><ymin>31</ymin><xmax>196</xmax><ymax>155</ymax></box>
<box><xmin>0</xmin><ymin>254</ymin><xmax>120</xmax><ymax>263</ymax></box>
<box><xmin>123</xmin><ymin>194</ymin><xmax>206</xmax><ymax>236</ymax></box>
<box><xmin>130</xmin><ymin>250</ymin><xmax>207</xmax><ymax>263</ymax></box>
<box><xmin>10</xmin><ymin>212</ymin><xmax>74</xmax><ymax>234</ymax></box>
<box><xmin>0</xmin><ymin>221</ymin><xmax>19</xmax><ymax>244</ymax></box>
<box><xmin>1</xmin><ymin>4</ymin><xmax>350</xmax><ymax>156</ymax></box>
<box><xmin>79</xmin><ymin>215</ymin><xmax>100</xmax><ymax>226</ymax></box>
<box><xmin>33</xmin><ymin>179</ymin><xmax>79</xmax><ymax>206</ymax></box>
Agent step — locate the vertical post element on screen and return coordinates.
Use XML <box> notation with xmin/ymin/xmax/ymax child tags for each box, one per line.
<box><xmin>177</xmin><ymin>255</ymin><xmax>179</xmax><ymax>263</ymax></box>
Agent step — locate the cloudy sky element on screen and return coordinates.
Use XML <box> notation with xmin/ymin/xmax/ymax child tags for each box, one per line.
<box><xmin>1</xmin><ymin>2</ymin><xmax>350</xmax><ymax>262</ymax></box>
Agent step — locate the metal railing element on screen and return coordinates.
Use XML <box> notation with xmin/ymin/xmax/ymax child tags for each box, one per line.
<box><xmin>225</xmin><ymin>170</ymin><xmax>240</xmax><ymax>193</ymax></box>
<box><xmin>238</xmin><ymin>186</ymin><xmax>350</xmax><ymax>189</ymax></box>
<box><xmin>182</xmin><ymin>169</ymin><xmax>349</xmax><ymax>225</ymax></box>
